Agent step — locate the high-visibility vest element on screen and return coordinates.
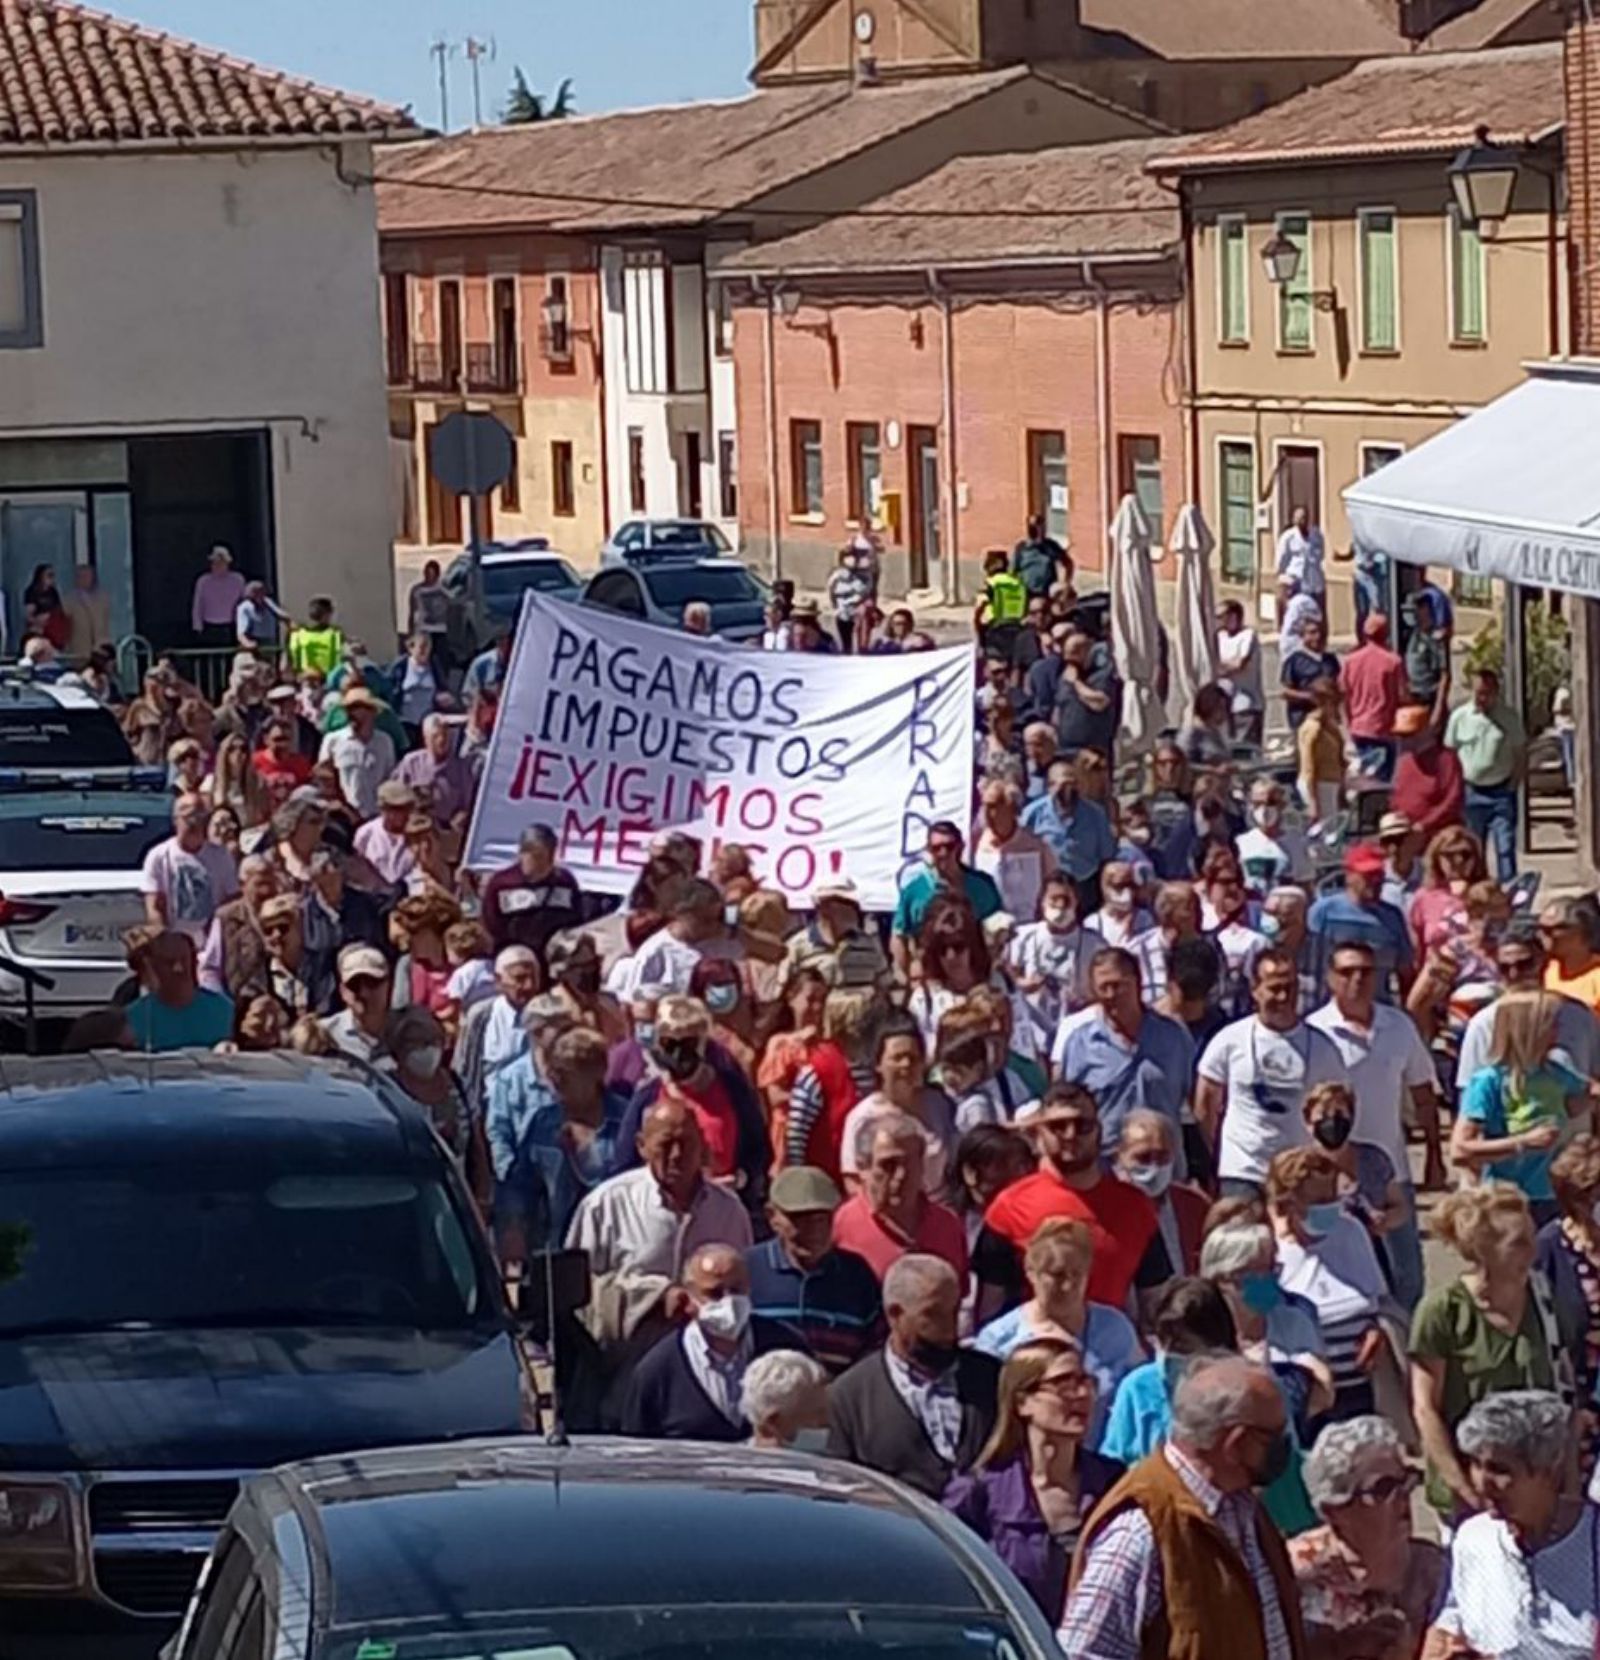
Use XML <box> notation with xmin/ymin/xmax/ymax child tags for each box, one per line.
<box><xmin>985</xmin><ymin>570</ymin><xmax>1027</xmax><ymax>625</ymax></box>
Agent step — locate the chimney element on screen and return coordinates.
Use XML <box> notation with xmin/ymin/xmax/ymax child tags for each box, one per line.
<box><xmin>1568</xmin><ymin>0</ymin><xmax>1600</xmax><ymax>353</ymax></box>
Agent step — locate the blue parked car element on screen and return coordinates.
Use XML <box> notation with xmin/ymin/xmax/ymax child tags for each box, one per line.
<box><xmin>0</xmin><ymin>1051</ymin><xmax>535</xmax><ymax>1659</ymax></box>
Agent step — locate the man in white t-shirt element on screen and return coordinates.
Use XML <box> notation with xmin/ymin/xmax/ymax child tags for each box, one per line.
<box><xmin>318</xmin><ymin>687</ymin><xmax>396</xmax><ymax>820</ymax></box>
<box><xmin>1195</xmin><ymin>947</ymin><xmax>1348</xmax><ymax>1195</ymax></box>
<box><xmin>1234</xmin><ymin>779</ymin><xmax>1311</xmax><ymax>897</ymax></box>
<box><xmin>1275</xmin><ymin>505</ymin><xmax>1326</xmax><ymax>600</ymax></box>
<box><xmin>1215</xmin><ymin>599</ymin><xmax>1264</xmax><ymax>746</ymax></box>
<box><xmin>619</xmin><ymin>878</ymin><xmax>740</xmax><ymax>1001</ymax></box>
<box><xmin>1306</xmin><ymin>938</ymin><xmax>1439</xmax><ymax>1312</ymax></box>
<box><xmin>140</xmin><ymin>793</ymin><xmax>240</xmax><ymax>946</ymax></box>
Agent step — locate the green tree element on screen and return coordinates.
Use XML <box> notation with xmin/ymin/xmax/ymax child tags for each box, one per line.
<box><xmin>502</xmin><ymin>70</ymin><xmax>575</xmax><ymax>124</ymax></box>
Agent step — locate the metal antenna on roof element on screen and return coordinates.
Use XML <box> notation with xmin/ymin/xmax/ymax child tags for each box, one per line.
<box><xmin>464</xmin><ymin>36</ymin><xmax>496</xmax><ymax>131</ymax></box>
<box><xmin>428</xmin><ymin>37</ymin><xmax>454</xmax><ymax>133</ymax></box>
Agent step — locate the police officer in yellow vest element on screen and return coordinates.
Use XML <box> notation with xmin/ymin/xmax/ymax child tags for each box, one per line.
<box><xmin>976</xmin><ymin>547</ymin><xmax>1028</xmax><ymax>663</ymax></box>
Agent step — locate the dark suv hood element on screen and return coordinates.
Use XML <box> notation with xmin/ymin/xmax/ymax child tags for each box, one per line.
<box><xmin>0</xmin><ymin>1326</ymin><xmax>523</xmax><ymax>1470</ymax></box>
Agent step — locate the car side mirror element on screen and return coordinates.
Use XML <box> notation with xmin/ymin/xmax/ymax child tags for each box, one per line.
<box><xmin>514</xmin><ymin>1249</ymin><xmax>592</xmax><ymax>1336</ymax></box>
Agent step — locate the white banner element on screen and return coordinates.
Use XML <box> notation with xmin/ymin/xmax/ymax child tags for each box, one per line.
<box><xmin>463</xmin><ymin>595</ymin><xmax>974</xmax><ymax>909</ymax></box>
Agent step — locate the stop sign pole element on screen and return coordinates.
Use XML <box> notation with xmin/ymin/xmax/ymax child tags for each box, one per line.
<box><xmin>427</xmin><ymin>409</ymin><xmax>516</xmax><ymax>648</ymax></box>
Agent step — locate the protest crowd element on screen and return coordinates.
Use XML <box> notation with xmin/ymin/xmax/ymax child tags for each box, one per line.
<box><xmin>40</xmin><ymin>526</ymin><xmax>1600</xmax><ymax>1658</ymax></box>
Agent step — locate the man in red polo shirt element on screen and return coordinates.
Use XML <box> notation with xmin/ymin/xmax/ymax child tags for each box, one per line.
<box><xmin>1340</xmin><ymin>613</ymin><xmax>1406</xmax><ymax>781</ymax></box>
<box><xmin>973</xmin><ymin>1082</ymin><xmax>1165</xmax><ymax>1319</ymax></box>
<box><xmin>1390</xmin><ymin>703</ymin><xmax>1464</xmax><ymax>840</ymax></box>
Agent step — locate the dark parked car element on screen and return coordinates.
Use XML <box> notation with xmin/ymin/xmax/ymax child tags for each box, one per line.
<box><xmin>580</xmin><ymin>557</ymin><xmax>770</xmax><ymax>642</ymax></box>
<box><xmin>442</xmin><ymin>542</ymin><xmax>582</xmax><ymax>648</ymax></box>
<box><xmin>0</xmin><ymin>1052</ymin><xmax>534</xmax><ymax>1659</ymax></box>
<box><xmin>163</xmin><ymin>1439</ymin><xmax>1059</xmax><ymax>1660</ymax></box>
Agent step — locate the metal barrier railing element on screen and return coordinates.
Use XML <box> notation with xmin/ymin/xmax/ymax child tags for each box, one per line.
<box><xmin>114</xmin><ymin>638</ymin><xmax>278</xmax><ymax>704</ymax></box>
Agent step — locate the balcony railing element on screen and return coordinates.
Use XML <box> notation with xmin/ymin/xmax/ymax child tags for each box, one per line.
<box><xmin>465</xmin><ymin>341</ymin><xmax>520</xmax><ymax>393</ymax></box>
<box><xmin>399</xmin><ymin>342</ymin><xmax>521</xmax><ymax>395</ymax></box>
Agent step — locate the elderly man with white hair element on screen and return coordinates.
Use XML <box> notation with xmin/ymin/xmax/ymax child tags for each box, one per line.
<box><xmin>826</xmin><ymin>1252</ymin><xmax>998</xmax><ymax>1498</ymax></box>
<box><xmin>454</xmin><ymin>944</ymin><xmax>541</xmax><ymax>1111</ymax></box>
<box><xmin>1290</xmin><ymin>1416</ymin><xmax>1443</xmax><ymax>1660</ymax></box>
<box><xmin>393</xmin><ymin>711</ymin><xmax>478</xmax><ymax>829</ymax></box>
<box><xmin>743</xmin><ymin>1349</ymin><xmax>830</xmax><ymax>1451</ymax></box>
<box><xmin>1062</xmin><ymin>1353</ymin><xmax>1307</xmax><ymax>1660</ymax></box>
<box><xmin>621</xmin><ymin>1242</ymin><xmax>787</xmax><ymax>1441</ymax></box>
<box><xmin>1112</xmin><ymin>1108</ymin><xmax>1210</xmax><ymax>1276</ymax></box>
<box><xmin>1427</xmin><ymin>1390</ymin><xmax>1596</xmax><ymax>1658</ymax></box>
<box><xmin>972</xmin><ymin>776</ymin><xmax>1057</xmax><ymax>927</ymax></box>
<box><xmin>1263</xmin><ymin>885</ymin><xmax>1320</xmax><ymax>1017</ymax></box>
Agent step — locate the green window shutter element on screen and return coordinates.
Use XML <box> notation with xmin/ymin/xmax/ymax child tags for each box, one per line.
<box><xmin>1221</xmin><ymin>444</ymin><xmax>1255</xmax><ymax>580</ymax></box>
<box><xmin>1453</xmin><ymin>213</ymin><xmax>1485</xmax><ymax>342</ymax></box>
<box><xmin>1221</xmin><ymin>220</ymin><xmax>1247</xmax><ymax>342</ymax></box>
<box><xmin>1279</xmin><ymin>216</ymin><xmax>1312</xmax><ymax>350</ymax></box>
<box><xmin>1362</xmin><ymin>212</ymin><xmax>1397</xmax><ymax>351</ymax></box>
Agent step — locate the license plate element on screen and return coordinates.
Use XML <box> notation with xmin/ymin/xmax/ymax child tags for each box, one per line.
<box><xmin>62</xmin><ymin>922</ymin><xmax>124</xmax><ymax>946</ymax></box>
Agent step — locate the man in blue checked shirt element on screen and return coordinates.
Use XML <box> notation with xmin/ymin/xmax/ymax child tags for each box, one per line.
<box><xmin>1022</xmin><ymin>758</ymin><xmax>1116</xmax><ymax>913</ymax></box>
<box><xmin>744</xmin><ymin>1166</ymin><xmax>883</xmax><ymax>1377</ymax></box>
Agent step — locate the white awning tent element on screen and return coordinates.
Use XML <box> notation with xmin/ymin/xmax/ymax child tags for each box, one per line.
<box><xmin>1343</xmin><ymin>361</ymin><xmax>1600</xmax><ymax>595</ymax></box>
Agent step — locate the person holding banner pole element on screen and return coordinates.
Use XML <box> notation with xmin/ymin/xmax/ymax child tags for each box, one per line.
<box><xmin>892</xmin><ymin>824</ymin><xmax>1004</xmax><ymax>978</ymax></box>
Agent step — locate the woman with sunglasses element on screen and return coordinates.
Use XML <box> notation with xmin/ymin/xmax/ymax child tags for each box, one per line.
<box><xmin>1407</xmin><ymin>826</ymin><xmax>1486</xmax><ymax>959</ymax></box>
<box><xmin>906</xmin><ymin>895</ymin><xmax>998</xmax><ymax>1052</ymax></box>
<box><xmin>1292</xmin><ymin>1416</ymin><xmax>1443</xmax><ymax>1660</ymax></box>
<box><xmin>941</xmin><ymin>1336</ymin><xmax>1123</xmax><ymax>1622</ymax></box>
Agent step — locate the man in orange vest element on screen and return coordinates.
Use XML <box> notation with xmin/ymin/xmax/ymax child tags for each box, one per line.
<box><xmin>1062</xmin><ymin>1354</ymin><xmax>1307</xmax><ymax>1660</ymax></box>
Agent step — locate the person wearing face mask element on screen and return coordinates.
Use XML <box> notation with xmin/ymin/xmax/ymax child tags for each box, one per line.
<box><xmin>1062</xmin><ymin>1355</ymin><xmax>1308</xmax><ymax>1660</ymax></box>
<box><xmin>689</xmin><ymin>957</ymin><xmax>757</xmax><ymax>1075</ymax></box>
<box><xmin>944</xmin><ymin>1337</ymin><xmax>1127</xmax><ymax>1623</ymax></box>
<box><xmin>1264</xmin><ymin>1148</ymin><xmax>1390</xmax><ymax>1424</ymax></box>
<box><xmin>1021</xmin><ymin>758</ymin><xmax>1115</xmax><ymax>915</ymax></box>
<box><xmin>1235</xmin><ymin>780</ymin><xmax>1311</xmax><ymax>897</ymax></box>
<box><xmin>1115</xmin><ymin>1110</ymin><xmax>1210</xmax><ymax>1276</ymax></box>
<box><xmin>1082</xmin><ymin>859</ymin><xmax>1153</xmax><ymax>953</ymax></box>
<box><xmin>742</xmin><ymin>1349</ymin><xmax>831</xmax><ymax>1452</ymax></box>
<box><xmin>616</xmin><ymin>994</ymin><xmax>770</xmax><ymax>1214</ymax></box>
<box><xmin>1196</xmin><ymin>949</ymin><xmax>1349</xmax><ymax>1199</ymax></box>
<box><xmin>1297</xmin><ymin>1082</ymin><xmax>1407</xmax><ymax>1262</ymax></box>
<box><xmin>621</xmin><ymin>1243</ymin><xmax>787</xmax><ymax>1442</ymax></box>
<box><xmin>828</xmin><ymin>1252</ymin><xmax>1000</xmax><ymax>1498</ymax></box>
<box><xmin>383</xmin><ymin>1004</ymin><xmax>470</xmax><ymax>1150</ymax></box>
<box><xmin>1200</xmin><ymin>848</ymin><xmax>1269</xmax><ymax>1020</ymax></box>
<box><xmin>1007</xmin><ymin>873</ymin><xmax>1091</xmax><ymax>1057</ymax></box>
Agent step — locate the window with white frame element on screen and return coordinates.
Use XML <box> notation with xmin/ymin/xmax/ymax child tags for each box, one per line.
<box><xmin>623</xmin><ymin>252</ymin><xmax>667</xmax><ymax>394</ymax></box>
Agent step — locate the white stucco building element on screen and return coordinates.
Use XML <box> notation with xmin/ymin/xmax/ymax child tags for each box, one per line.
<box><xmin>0</xmin><ymin>0</ymin><xmax>415</xmax><ymax>660</ymax></box>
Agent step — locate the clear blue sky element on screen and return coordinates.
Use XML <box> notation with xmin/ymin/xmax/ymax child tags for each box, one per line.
<box><xmin>120</xmin><ymin>0</ymin><xmax>755</xmax><ymax>126</ymax></box>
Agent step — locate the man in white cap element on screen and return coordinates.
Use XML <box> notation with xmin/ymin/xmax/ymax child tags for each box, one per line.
<box><xmin>323</xmin><ymin>944</ymin><xmax>393</xmax><ymax>1062</ymax></box>
<box><xmin>785</xmin><ymin>876</ymin><xmax>887</xmax><ymax>987</ymax></box>
<box><xmin>1377</xmin><ymin>809</ymin><xmax>1420</xmax><ymax>913</ymax></box>
<box><xmin>190</xmin><ymin>544</ymin><xmax>246</xmax><ymax>646</ymax></box>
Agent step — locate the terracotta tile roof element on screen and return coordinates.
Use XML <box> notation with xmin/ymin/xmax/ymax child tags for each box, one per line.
<box><xmin>718</xmin><ymin>138</ymin><xmax>1177</xmax><ymax>274</ymax></box>
<box><xmin>0</xmin><ymin>0</ymin><xmax>413</xmax><ymax>146</ymax></box>
<box><xmin>377</xmin><ymin>66</ymin><xmax>1151</xmax><ymax>236</ymax></box>
<box><xmin>1079</xmin><ymin>0</ymin><xmax>1409</xmax><ymax>59</ymax></box>
<box><xmin>1148</xmin><ymin>42</ymin><xmax>1561</xmax><ymax>172</ymax></box>
<box><xmin>1076</xmin><ymin>0</ymin><xmax>1550</xmax><ymax>60</ymax></box>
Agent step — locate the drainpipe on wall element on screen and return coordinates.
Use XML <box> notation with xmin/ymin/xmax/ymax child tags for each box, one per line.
<box><xmin>929</xmin><ymin>268</ymin><xmax>959</xmax><ymax>606</ymax></box>
<box><xmin>1083</xmin><ymin>259</ymin><xmax>1115</xmax><ymax>559</ymax></box>
<box><xmin>758</xmin><ymin>277</ymin><xmax>782</xmax><ymax>583</ymax></box>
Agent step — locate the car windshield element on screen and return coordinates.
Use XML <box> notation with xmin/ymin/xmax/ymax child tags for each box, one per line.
<box><xmin>642</xmin><ymin>566</ymin><xmax>766</xmax><ymax>614</ymax></box>
<box><xmin>324</xmin><ymin>1609</ymin><xmax>1028</xmax><ymax>1660</ymax></box>
<box><xmin>651</xmin><ymin>523</ymin><xmax>730</xmax><ymax>551</ymax></box>
<box><xmin>484</xmin><ymin>561</ymin><xmax>578</xmax><ymax>602</ymax></box>
<box><xmin>0</xmin><ymin>808</ymin><xmax>169</xmax><ymax>871</ymax></box>
<box><xmin>0</xmin><ymin>707</ymin><xmax>134</xmax><ymax>770</ymax></box>
<box><xmin>0</xmin><ymin>1165</ymin><xmax>489</xmax><ymax>1335</ymax></box>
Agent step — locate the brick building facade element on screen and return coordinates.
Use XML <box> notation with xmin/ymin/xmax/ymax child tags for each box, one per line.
<box><xmin>720</xmin><ymin>140</ymin><xmax>1185</xmax><ymax>598</ymax></box>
